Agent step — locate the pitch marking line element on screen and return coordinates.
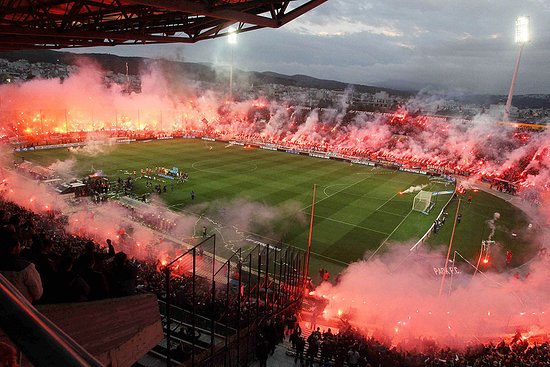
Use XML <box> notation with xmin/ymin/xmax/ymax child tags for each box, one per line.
<box><xmin>310</xmin><ymin>250</ymin><xmax>351</xmax><ymax>266</ymax></box>
<box><xmin>376</xmin><ymin>209</ymin><xmax>406</xmax><ymax>218</ymax></box>
<box><xmin>323</xmin><ymin>183</ymin><xmax>354</xmax><ymax>197</ymax></box>
<box><xmin>313</xmin><ymin>214</ymin><xmax>390</xmax><ymax>236</ymax></box>
<box><xmin>302</xmin><ymin>168</ymin><xmax>375</xmax><ymax>211</ymax></box>
<box><xmin>366</xmin><ymin>209</ymin><xmax>414</xmax><ymax>262</ymax></box>
<box><xmin>367</xmin><ymin>181</ymin><xmax>438</xmax><ymax>261</ymax></box>
<box><xmin>376</xmin><ymin>192</ymin><xmax>398</xmax><ymax>211</ymax></box>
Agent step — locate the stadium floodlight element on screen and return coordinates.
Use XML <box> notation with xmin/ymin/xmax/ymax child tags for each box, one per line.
<box><xmin>228</xmin><ymin>27</ymin><xmax>237</xmax><ymax>45</ymax></box>
<box><xmin>504</xmin><ymin>16</ymin><xmax>529</xmax><ymax>122</ymax></box>
<box><xmin>515</xmin><ymin>16</ymin><xmax>530</xmax><ymax>44</ymax></box>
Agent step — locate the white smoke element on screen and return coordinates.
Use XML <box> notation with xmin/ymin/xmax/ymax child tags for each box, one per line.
<box><xmin>47</xmin><ymin>158</ymin><xmax>77</xmax><ymax>179</ymax></box>
<box><xmin>487</xmin><ymin>212</ymin><xmax>501</xmax><ymax>241</ymax></box>
<box><xmin>400</xmin><ymin>184</ymin><xmax>428</xmax><ymax>194</ymax></box>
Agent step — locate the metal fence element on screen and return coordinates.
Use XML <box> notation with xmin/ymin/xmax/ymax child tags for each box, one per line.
<box><xmin>162</xmin><ymin>234</ymin><xmax>307</xmax><ymax>367</ymax></box>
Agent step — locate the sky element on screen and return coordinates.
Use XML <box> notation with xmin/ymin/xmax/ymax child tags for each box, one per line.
<box><xmin>67</xmin><ymin>0</ymin><xmax>550</xmax><ymax>95</ymax></box>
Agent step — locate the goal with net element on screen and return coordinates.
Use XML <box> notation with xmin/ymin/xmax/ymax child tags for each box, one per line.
<box><xmin>412</xmin><ymin>190</ymin><xmax>433</xmax><ymax>214</ymax></box>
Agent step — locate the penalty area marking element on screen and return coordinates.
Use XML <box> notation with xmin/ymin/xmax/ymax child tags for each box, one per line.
<box><xmin>375</xmin><ymin>192</ymin><xmax>398</xmax><ymax>211</ymax></box>
<box><xmin>367</xmin><ymin>181</ymin><xmax>437</xmax><ymax>261</ymax></box>
<box><xmin>366</xmin><ymin>209</ymin><xmax>414</xmax><ymax>262</ymax></box>
<box><xmin>376</xmin><ymin>209</ymin><xmax>406</xmax><ymax>218</ymax></box>
<box><xmin>313</xmin><ymin>214</ymin><xmax>390</xmax><ymax>236</ymax></box>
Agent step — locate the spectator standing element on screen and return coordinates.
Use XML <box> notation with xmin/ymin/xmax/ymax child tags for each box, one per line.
<box><xmin>50</xmin><ymin>253</ymin><xmax>90</xmax><ymax>303</ymax></box>
<box><xmin>285</xmin><ymin>313</ymin><xmax>297</xmax><ymax>338</ymax></box>
<box><xmin>21</xmin><ymin>238</ymin><xmax>57</xmax><ymax>303</ymax></box>
<box><xmin>306</xmin><ymin>334</ymin><xmax>319</xmax><ymax>366</ymax></box>
<box><xmin>312</xmin><ymin>327</ymin><xmax>322</xmax><ymax>341</ymax></box>
<box><xmin>256</xmin><ymin>334</ymin><xmax>269</xmax><ymax>367</ymax></box>
<box><xmin>289</xmin><ymin>325</ymin><xmax>302</xmax><ymax>349</ymax></box>
<box><xmin>262</xmin><ymin>319</ymin><xmax>278</xmax><ymax>356</ymax></box>
<box><xmin>76</xmin><ymin>239</ymin><xmax>115</xmax><ymax>273</ymax></box>
<box><xmin>0</xmin><ymin>230</ymin><xmax>43</xmax><ymax>303</ymax></box>
<box><xmin>319</xmin><ymin>268</ymin><xmax>326</xmax><ymax>281</ymax></box>
<box><xmin>77</xmin><ymin>254</ymin><xmax>109</xmax><ymax>300</ymax></box>
<box><xmin>106</xmin><ymin>252</ymin><xmax>137</xmax><ymax>297</ymax></box>
<box><xmin>294</xmin><ymin>336</ymin><xmax>305</xmax><ymax>366</ymax></box>
<box><xmin>347</xmin><ymin>347</ymin><xmax>360</xmax><ymax>367</ymax></box>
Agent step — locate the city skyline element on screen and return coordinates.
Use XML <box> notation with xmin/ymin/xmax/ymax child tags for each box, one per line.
<box><xmin>59</xmin><ymin>1</ymin><xmax>550</xmax><ymax>95</ymax></box>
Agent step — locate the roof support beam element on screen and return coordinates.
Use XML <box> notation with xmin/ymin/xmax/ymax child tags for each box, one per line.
<box><xmin>0</xmin><ymin>26</ymin><xmax>194</xmax><ymax>43</ymax></box>
<box><xmin>123</xmin><ymin>0</ymin><xmax>279</xmax><ymax>27</ymax></box>
<box><xmin>277</xmin><ymin>0</ymin><xmax>326</xmax><ymax>27</ymax></box>
<box><xmin>0</xmin><ymin>0</ymin><xmax>327</xmax><ymax>49</ymax></box>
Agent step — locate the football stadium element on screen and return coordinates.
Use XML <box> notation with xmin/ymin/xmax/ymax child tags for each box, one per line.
<box><xmin>0</xmin><ymin>2</ymin><xmax>549</xmax><ymax>367</ymax></box>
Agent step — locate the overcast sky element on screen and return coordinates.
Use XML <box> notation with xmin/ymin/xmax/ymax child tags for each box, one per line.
<box><xmin>69</xmin><ymin>0</ymin><xmax>550</xmax><ymax>94</ymax></box>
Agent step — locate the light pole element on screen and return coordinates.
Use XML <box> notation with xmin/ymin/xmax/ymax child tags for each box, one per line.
<box><xmin>504</xmin><ymin>16</ymin><xmax>530</xmax><ymax>122</ymax></box>
<box><xmin>228</xmin><ymin>27</ymin><xmax>237</xmax><ymax>101</ymax></box>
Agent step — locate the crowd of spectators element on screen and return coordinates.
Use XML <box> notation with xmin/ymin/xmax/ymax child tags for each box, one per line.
<box><xmin>0</xmin><ymin>196</ymin><xmax>287</xmax><ymax>329</ymax></box>
<box><xmin>2</xmin><ymin>196</ymin><xmax>549</xmax><ymax>367</ymax></box>
<box><xmin>0</xmin><ymin>198</ymin><xmax>138</xmax><ymax>304</ymax></box>
<box><xmin>283</xmin><ymin>322</ymin><xmax>550</xmax><ymax>367</ymax></box>
<box><xmin>11</xmin><ymin>128</ymin><xmax>534</xmax><ymax>192</ymax></box>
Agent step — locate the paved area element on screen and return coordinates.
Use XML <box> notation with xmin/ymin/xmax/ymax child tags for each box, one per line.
<box><xmin>250</xmin><ymin>316</ymin><xmax>340</xmax><ymax>367</ymax></box>
<box><xmin>250</xmin><ymin>338</ymin><xmax>295</xmax><ymax>367</ymax></box>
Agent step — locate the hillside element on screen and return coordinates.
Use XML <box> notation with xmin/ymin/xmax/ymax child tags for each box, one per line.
<box><xmin>0</xmin><ymin>49</ymin><xmax>407</xmax><ymax>95</ymax></box>
<box><xmin>1</xmin><ymin>50</ymin><xmax>550</xmax><ymax>107</ymax></box>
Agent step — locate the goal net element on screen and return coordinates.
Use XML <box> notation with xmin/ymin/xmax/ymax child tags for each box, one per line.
<box><xmin>412</xmin><ymin>190</ymin><xmax>433</xmax><ymax>214</ymax></box>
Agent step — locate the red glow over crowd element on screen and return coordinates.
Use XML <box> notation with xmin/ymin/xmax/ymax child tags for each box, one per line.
<box><xmin>3</xmin><ymin>102</ymin><xmax>549</xmax><ymax>197</ymax></box>
<box><xmin>1</xmin><ymin>68</ymin><xmax>549</xmax><ymax>364</ymax></box>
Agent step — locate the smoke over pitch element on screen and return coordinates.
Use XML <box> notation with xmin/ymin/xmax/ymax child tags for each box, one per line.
<box><xmin>2</xmin><ymin>60</ymin><xmax>550</xmax><ymax>345</ymax></box>
<box><xmin>315</xmin><ymin>244</ymin><xmax>550</xmax><ymax>347</ymax></box>
<box><xmin>1</xmin><ymin>61</ymin><xmax>549</xmax><ymax>194</ymax></box>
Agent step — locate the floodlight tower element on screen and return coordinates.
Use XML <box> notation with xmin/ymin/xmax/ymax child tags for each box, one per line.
<box><xmin>227</xmin><ymin>27</ymin><xmax>237</xmax><ymax>101</ymax></box>
<box><xmin>504</xmin><ymin>16</ymin><xmax>530</xmax><ymax>122</ymax></box>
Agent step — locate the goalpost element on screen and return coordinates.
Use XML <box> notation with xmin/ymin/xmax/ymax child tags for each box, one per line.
<box><xmin>412</xmin><ymin>190</ymin><xmax>433</xmax><ymax>214</ymax></box>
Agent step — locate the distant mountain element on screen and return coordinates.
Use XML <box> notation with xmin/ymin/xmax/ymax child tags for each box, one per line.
<box><xmin>1</xmin><ymin>50</ymin><xmax>549</xmax><ymax>108</ymax></box>
<box><xmin>0</xmin><ymin>49</ymin><xmax>409</xmax><ymax>96</ymax></box>
<box><xmin>253</xmin><ymin>71</ymin><xmax>408</xmax><ymax>96</ymax></box>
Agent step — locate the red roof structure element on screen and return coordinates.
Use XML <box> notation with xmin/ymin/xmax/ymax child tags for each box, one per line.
<box><xmin>0</xmin><ymin>0</ymin><xmax>326</xmax><ymax>50</ymax></box>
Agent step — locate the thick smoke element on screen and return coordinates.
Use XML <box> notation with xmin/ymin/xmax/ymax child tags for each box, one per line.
<box><xmin>47</xmin><ymin>158</ymin><xmax>77</xmax><ymax>179</ymax></box>
<box><xmin>314</xmin><ymin>188</ymin><xmax>550</xmax><ymax>348</ymax></box>
<box><xmin>1</xmin><ymin>60</ymin><xmax>549</xmax><ymax>196</ymax></box>
<box><xmin>1</xmin><ymin>61</ymin><xmax>549</xmax><ymax>347</ymax></box>
<box><xmin>314</xmin><ymin>243</ymin><xmax>550</xmax><ymax>349</ymax></box>
<box><xmin>487</xmin><ymin>212</ymin><xmax>501</xmax><ymax>241</ymax></box>
<box><xmin>189</xmin><ymin>198</ymin><xmax>306</xmax><ymax>249</ymax></box>
<box><xmin>400</xmin><ymin>184</ymin><xmax>428</xmax><ymax>194</ymax></box>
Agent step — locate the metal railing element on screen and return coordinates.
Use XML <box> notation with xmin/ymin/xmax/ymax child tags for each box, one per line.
<box><xmin>162</xmin><ymin>234</ymin><xmax>307</xmax><ymax>366</ymax></box>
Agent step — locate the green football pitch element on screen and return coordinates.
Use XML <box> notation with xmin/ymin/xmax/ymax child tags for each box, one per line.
<box><xmin>18</xmin><ymin>139</ymin><xmax>535</xmax><ymax>277</ymax></box>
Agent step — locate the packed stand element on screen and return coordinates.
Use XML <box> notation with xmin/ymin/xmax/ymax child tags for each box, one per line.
<box><xmin>0</xmin><ymin>198</ymin><xmax>137</xmax><ymax>304</ymax></box>
<box><xmin>284</xmin><ymin>322</ymin><xmax>550</xmax><ymax>367</ymax></box>
<box><xmin>0</xmin><ymin>198</ymin><xmax>287</xmax><ymax>330</ymax></box>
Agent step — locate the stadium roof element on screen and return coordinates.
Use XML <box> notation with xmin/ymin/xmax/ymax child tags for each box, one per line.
<box><xmin>0</xmin><ymin>0</ymin><xmax>326</xmax><ymax>50</ymax></box>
